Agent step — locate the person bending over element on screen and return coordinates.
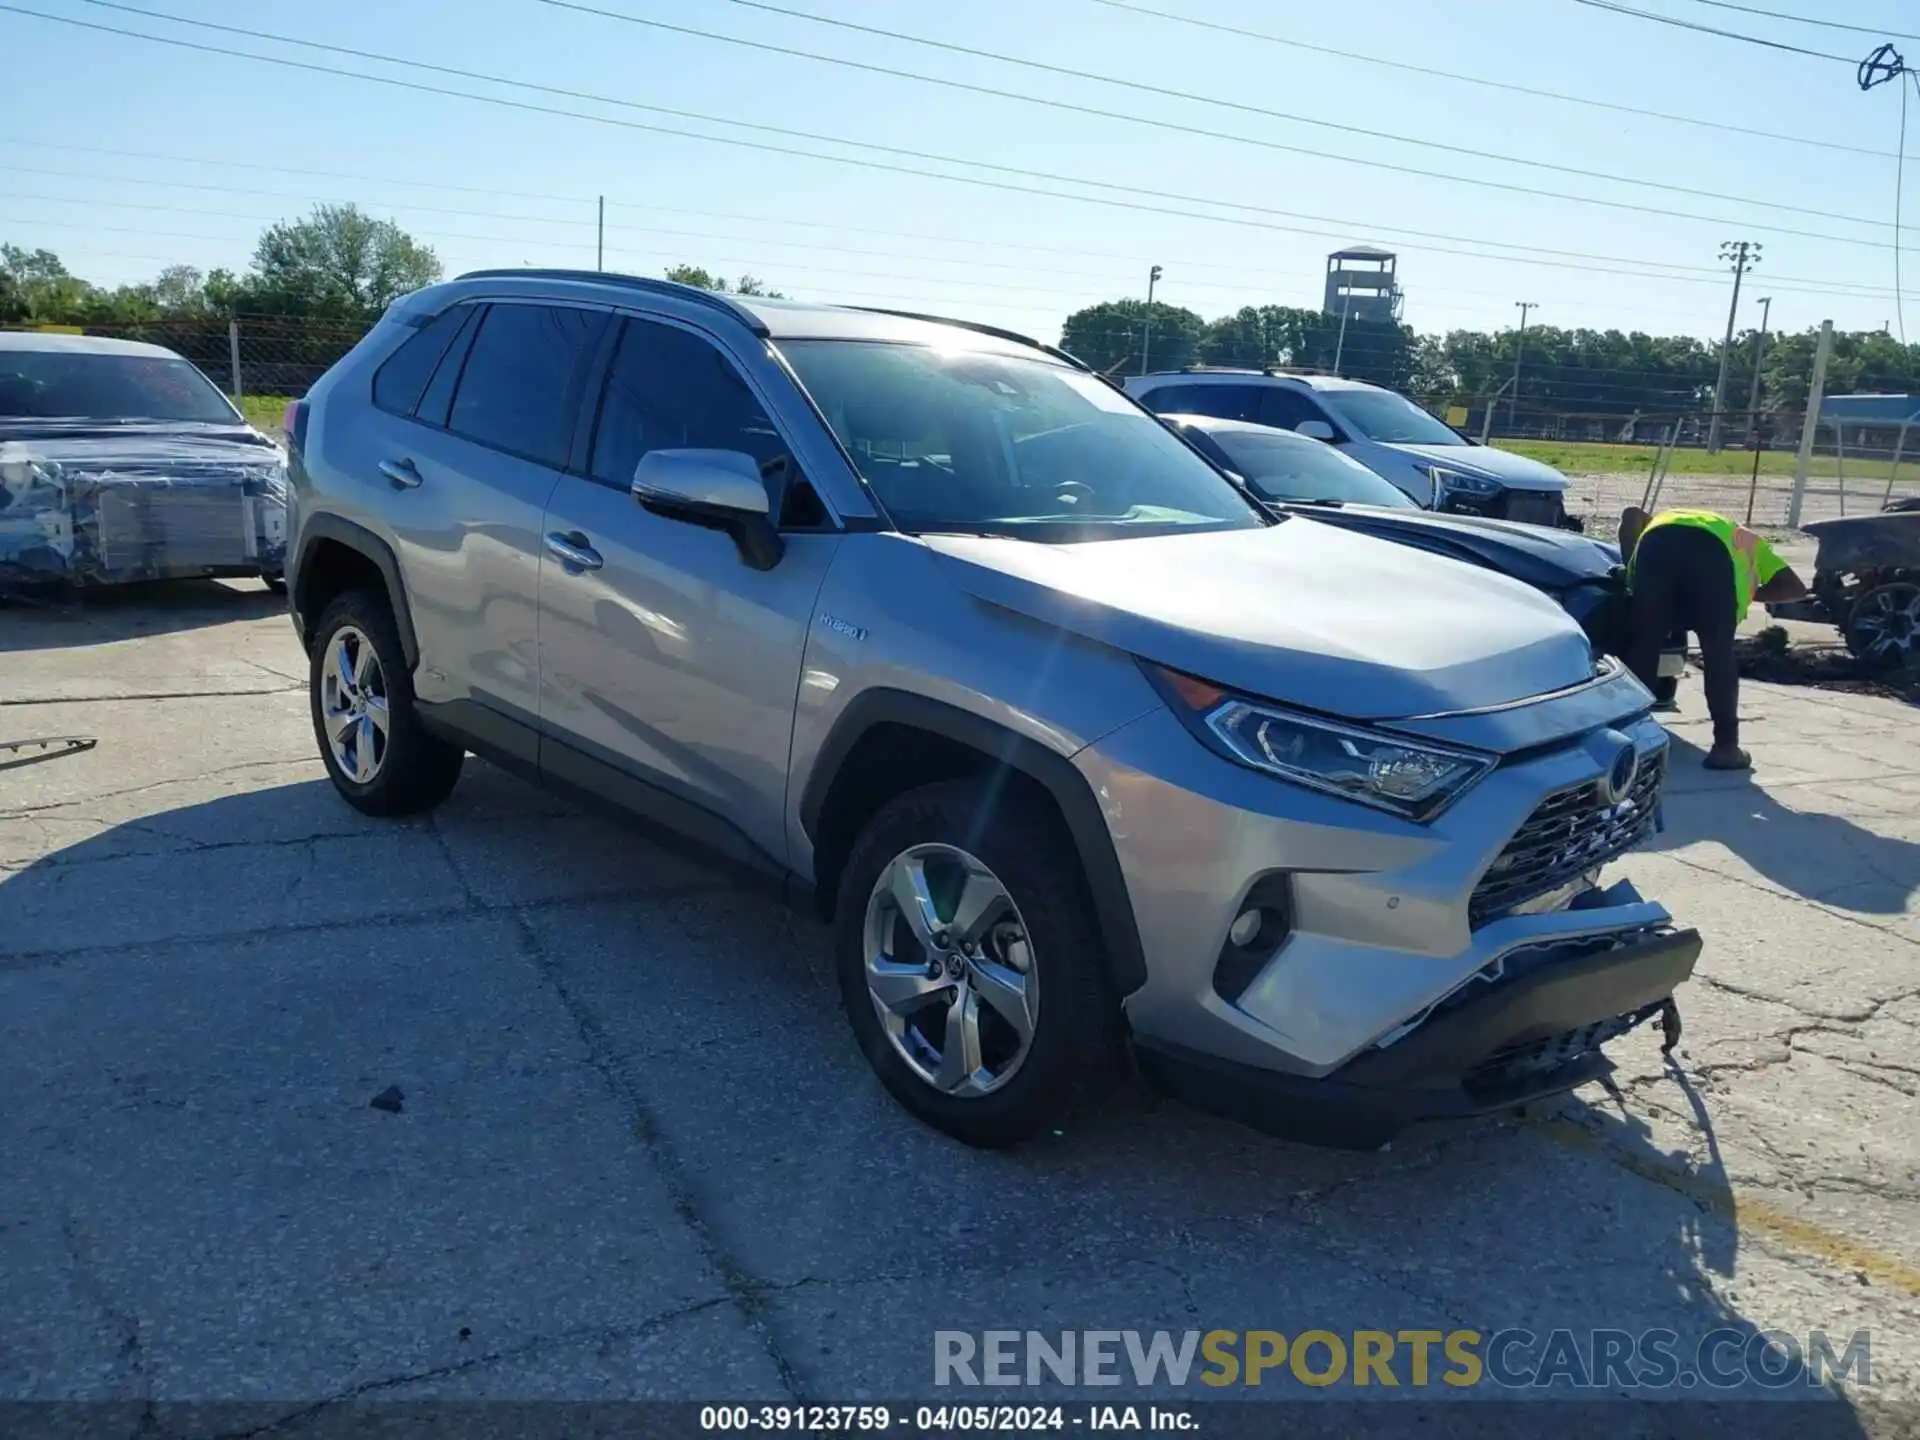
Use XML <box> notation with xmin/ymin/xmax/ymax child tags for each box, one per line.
<box><xmin>1618</xmin><ymin>506</ymin><xmax>1806</xmax><ymax>772</ymax></box>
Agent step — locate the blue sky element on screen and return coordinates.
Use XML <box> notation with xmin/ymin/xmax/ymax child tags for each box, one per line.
<box><xmin>1</xmin><ymin>0</ymin><xmax>1915</xmax><ymax>344</ymax></box>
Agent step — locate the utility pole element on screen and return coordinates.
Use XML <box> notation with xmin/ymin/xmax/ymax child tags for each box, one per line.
<box><xmin>1332</xmin><ymin>289</ymin><xmax>1354</xmax><ymax>375</ymax></box>
<box><xmin>1140</xmin><ymin>264</ymin><xmax>1163</xmax><ymax>375</ymax></box>
<box><xmin>1742</xmin><ymin>295</ymin><xmax>1773</xmax><ymax>448</ymax></box>
<box><xmin>596</xmin><ymin>195</ymin><xmax>605</xmax><ymax>271</ymax></box>
<box><xmin>1708</xmin><ymin>240</ymin><xmax>1760</xmax><ymax>453</ymax></box>
<box><xmin>1788</xmin><ymin>318</ymin><xmax>1833</xmax><ymax>529</ymax></box>
<box><xmin>1509</xmin><ymin>302</ymin><xmax>1535</xmax><ymax>431</ymax></box>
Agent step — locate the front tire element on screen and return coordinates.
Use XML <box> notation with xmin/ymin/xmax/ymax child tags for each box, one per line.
<box><xmin>308</xmin><ymin>589</ymin><xmax>464</xmax><ymax>815</ymax></box>
<box><xmin>833</xmin><ymin>780</ymin><xmax>1125</xmax><ymax>1147</ymax></box>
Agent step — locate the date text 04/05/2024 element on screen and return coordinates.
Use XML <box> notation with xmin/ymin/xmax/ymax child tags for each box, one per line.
<box><xmin>698</xmin><ymin>1404</ymin><xmax>1194</xmax><ymax>1431</ymax></box>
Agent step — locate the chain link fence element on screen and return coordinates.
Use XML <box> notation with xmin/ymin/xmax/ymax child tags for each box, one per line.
<box><xmin>10</xmin><ymin>314</ymin><xmax>1920</xmax><ymax>535</ymax></box>
<box><xmin>2</xmin><ymin>314</ymin><xmax>377</xmax><ymax>429</ymax></box>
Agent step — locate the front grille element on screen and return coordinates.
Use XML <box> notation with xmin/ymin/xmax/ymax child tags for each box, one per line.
<box><xmin>1499</xmin><ymin>490</ymin><xmax>1564</xmax><ymax>527</ymax></box>
<box><xmin>1469</xmin><ymin>749</ymin><xmax>1666</xmax><ymax>927</ymax></box>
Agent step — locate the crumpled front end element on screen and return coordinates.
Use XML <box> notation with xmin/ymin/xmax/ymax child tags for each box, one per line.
<box><xmin>0</xmin><ymin>437</ymin><xmax>288</xmax><ymax>589</ymax></box>
<box><xmin>1078</xmin><ymin>664</ymin><xmax>1698</xmax><ymax>1149</ymax></box>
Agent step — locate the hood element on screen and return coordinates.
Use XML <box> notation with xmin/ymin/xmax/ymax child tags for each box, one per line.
<box><xmin>1379</xmin><ymin>441</ymin><xmax>1568</xmax><ymax>493</ymax></box>
<box><xmin>1282</xmin><ymin>504</ymin><xmax>1621</xmax><ymax>591</ymax></box>
<box><xmin>0</xmin><ymin>418</ymin><xmax>278</xmax><ymax>456</ymax></box>
<box><xmin>923</xmin><ymin>521</ymin><xmax>1597</xmax><ymax>721</ymax></box>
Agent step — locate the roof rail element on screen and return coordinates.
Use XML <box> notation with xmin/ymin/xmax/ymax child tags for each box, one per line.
<box><xmin>452</xmin><ymin>269</ymin><xmax>769</xmax><ymax>336</ymax></box>
<box><xmin>841</xmin><ymin>307</ymin><xmax>1089</xmax><ymax>371</ymax></box>
<box><xmin>1169</xmin><ymin>363</ymin><xmax>1331</xmax><ymax>378</ymax></box>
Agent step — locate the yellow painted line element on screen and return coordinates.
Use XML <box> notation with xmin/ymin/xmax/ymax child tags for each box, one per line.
<box><xmin>1536</xmin><ymin>1118</ymin><xmax>1920</xmax><ymax>1298</ymax></box>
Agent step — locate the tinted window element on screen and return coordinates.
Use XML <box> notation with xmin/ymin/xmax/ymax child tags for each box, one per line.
<box><xmin>589</xmin><ymin>318</ymin><xmax>788</xmax><ymax>487</ymax></box>
<box><xmin>1208</xmin><ymin>429</ymin><xmax>1415</xmax><ymax>507</ymax></box>
<box><xmin>1319</xmin><ymin>388</ymin><xmax>1466</xmax><ymax>445</ymax></box>
<box><xmin>1256</xmin><ymin>388</ymin><xmax>1326</xmax><ymax>430</ymax></box>
<box><xmin>415</xmin><ymin>306</ymin><xmax>481</xmax><ymax>430</ymax></box>
<box><xmin>372</xmin><ymin>304</ymin><xmax>470</xmax><ymax>418</ymax></box>
<box><xmin>782</xmin><ymin>341</ymin><xmax>1262</xmax><ymax>541</ymax></box>
<box><xmin>0</xmin><ymin>351</ymin><xmax>234</xmax><ymax>423</ymax></box>
<box><xmin>1175</xmin><ymin>384</ymin><xmax>1267</xmax><ymax>423</ymax></box>
<box><xmin>1136</xmin><ymin>384</ymin><xmax>1201</xmax><ymax>414</ymax></box>
<box><xmin>447</xmin><ymin>304</ymin><xmax>607</xmax><ymax>467</ymax></box>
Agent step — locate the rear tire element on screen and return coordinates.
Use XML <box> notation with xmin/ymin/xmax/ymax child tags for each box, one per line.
<box><xmin>309</xmin><ymin>589</ymin><xmax>464</xmax><ymax>816</ymax></box>
<box><xmin>834</xmin><ymin>779</ymin><xmax>1125</xmax><ymax>1147</ymax></box>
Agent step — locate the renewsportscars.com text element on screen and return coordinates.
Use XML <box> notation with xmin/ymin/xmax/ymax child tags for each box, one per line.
<box><xmin>933</xmin><ymin>1328</ymin><xmax>1872</xmax><ymax>1391</ymax></box>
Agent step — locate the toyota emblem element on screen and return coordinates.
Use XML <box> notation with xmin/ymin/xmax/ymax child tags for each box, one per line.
<box><xmin>1602</xmin><ymin>741</ymin><xmax>1640</xmax><ymax>806</ymax></box>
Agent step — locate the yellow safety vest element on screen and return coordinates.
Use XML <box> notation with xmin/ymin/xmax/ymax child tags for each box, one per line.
<box><xmin>1630</xmin><ymin>509</ymin><xmax>1786</xmax><ymax>622</ymax></box>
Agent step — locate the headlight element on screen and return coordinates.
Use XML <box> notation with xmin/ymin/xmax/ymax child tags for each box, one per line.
<box><xmin>1425</xmin><ymin>465</ymin><xmax>1501</xmax><ymax>499</ymax></box>
<box><xmin>1148</xmin><ymin>666</ymin><xmax>1494</xmax><ymax>822</ymax></box>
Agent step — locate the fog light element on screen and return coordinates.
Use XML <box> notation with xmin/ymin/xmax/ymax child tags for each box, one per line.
<box><xmin>1228</xmin><ymin>908</ymin><xmax>1265</xmax><ymax>948</ymax></box>
<box><xmin>1213</xmin><ymin>877</ymin><xmax>1294</xmax><ymax>1005</ymax></box>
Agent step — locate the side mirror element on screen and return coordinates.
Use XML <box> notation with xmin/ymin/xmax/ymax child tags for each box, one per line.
<box><xmin>1295</xmin><ymin>420</ymin><xmax>1338</xmax><ymax>443</ymax></box>
<box><xmin>632</xmin><ymin>449</ymin><xmax>784</xmax><ymax>571</ymax></box>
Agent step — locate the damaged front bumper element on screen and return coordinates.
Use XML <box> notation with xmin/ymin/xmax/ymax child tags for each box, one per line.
<box><xmin>1137</xmin><ymin>885</ymin><xmax>1700</xmax><ymax>1150</ymax></box>
<box><xmin>0</xmin><ymin>434</ymin><xmax>288</xmax><ymax>590</ymax></box>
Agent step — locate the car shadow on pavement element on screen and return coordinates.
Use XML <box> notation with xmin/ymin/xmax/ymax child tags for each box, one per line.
<box><xmin>1647</xmin><ymin>733</ymin><xmax>1920</xmax><ymax>912</ymax></box>
<box><xmin>0</xmin><ymin>770</ymin><xmax>1878</xmax><ymax>1417</ymax></box>
<box><xmin>0</xmin><ymin>577</ymin><xmax>285</xmax><ymax>651</ymax></box>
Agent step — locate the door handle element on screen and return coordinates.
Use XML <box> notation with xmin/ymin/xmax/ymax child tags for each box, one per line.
<box><xmin>379</xmin><ymin>458</ymin><xmax>423</xmax><ymax>489</ymax></box>
<box><xmin>544</xmin><ymin>531</ymin><xmax>604</xmax><ymax>572</ymax></box>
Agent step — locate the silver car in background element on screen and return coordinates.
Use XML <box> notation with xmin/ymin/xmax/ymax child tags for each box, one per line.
<box><xmin>0</xmin><ymin>332</ymin><xmax>287</xmax><ymax>594</ymax></box>
<box><xmin>283</xmin><ymin>271</ymin><xmax>1697</xmax><ymax>1149</ymax></box>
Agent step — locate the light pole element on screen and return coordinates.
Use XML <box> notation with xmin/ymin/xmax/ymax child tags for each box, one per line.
<box><xmin>1708</xmin><ymin>240</ymin><xmax>1760</xmax><ymax>453</ymax></box>
<box><xmin>1333</xmin><ymin>289</ymin><xmax>1354</xmax><ymax>375</ymax></box>
<box><xmin>1509</xmin><ymin>302</ymin><xmax>1536</xmax><ymax>432</ymax></box>
<box><xmin>1140</xmin><ymin>264</ymin><xmax>1163</xmax><ymax>375</ymax></box>
<box><xmin>1743</xmin><ymin>295</ymin><xmax>1773</xmax><ymax>447</ymax></box>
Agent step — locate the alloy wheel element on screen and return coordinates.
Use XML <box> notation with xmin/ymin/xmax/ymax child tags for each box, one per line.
<box><xmin>862</xmin><ymin>843</ymin><xmax>1037</xmax><ymax>1098</ymax></box>
<box><xmin>1849</xmin><ymin>582</ymin><xmax>1920</xmax><ymax>669</ymax></box>
<box><xmin>319</xmin><ymin>625</ymin><xmax>391</xmax><ymax>783</ymax></box>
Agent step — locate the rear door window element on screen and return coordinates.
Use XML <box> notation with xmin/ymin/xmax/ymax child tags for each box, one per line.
<box><xmin>445</xmin><ymin>303</ymin><xmax>609</xmax><ymax>468</ymax></box>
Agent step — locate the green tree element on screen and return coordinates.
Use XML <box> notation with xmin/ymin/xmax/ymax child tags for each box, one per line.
<box><xmin>664</xmin><ymin>264</ymin><xmax>785</xmax><ymax>298</ymax></box>
<box><xmin>1</xmin><ymin>243</ymin><xmax>95</xmax><ymax>321</ymax></box>
<box><xmin>248</xmin><ymin>204</ymin><xmax>441</xmax><ymax>318</ymax></box>
<box><xmin>1060</xmin><ymin>298</ymin><xmax>1204</xmax><ymax>375</ymax></box>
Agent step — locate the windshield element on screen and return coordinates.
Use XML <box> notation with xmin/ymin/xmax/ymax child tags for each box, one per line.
<box><xmin>0</xmin><ymin>350</ymin><xmax>239</xmax><ymax>424</ymax></box>
<box><xmin>779</xmin><ymin>340</ymin><xmax>1265</xmax><ymax>540</ymax></box>
<box><xmin>1207</xmin><ymin>428</ymin><xmax>1416</xmax><ymax>508</ymax></box>
<box><xmin>1319</xmin><ymin>388</ymin><xmax>1466</xmax><ymax>446</ymax></box>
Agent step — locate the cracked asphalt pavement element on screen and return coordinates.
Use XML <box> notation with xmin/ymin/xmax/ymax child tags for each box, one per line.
<box><xmin>3</xmin><ymin>580</ymin><xmax>1917</xmax><ymax>1432</ymax></box>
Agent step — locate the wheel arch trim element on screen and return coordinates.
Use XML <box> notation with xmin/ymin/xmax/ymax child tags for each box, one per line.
<box><xmin>799</xmin><ymin>688</ymin><xmax>1148</xmax><ymax>996</ymax></box>
<box><xmin>291</xmin><ymin>515</ymin><xmax>420</xmax><ymax>671</ymax></box>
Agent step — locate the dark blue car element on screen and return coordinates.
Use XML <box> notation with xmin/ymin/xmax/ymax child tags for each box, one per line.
<box><xmin>1161</xmin><ymin>413</ymin><xmax>1685</xmax><ymax>702</ymax></box>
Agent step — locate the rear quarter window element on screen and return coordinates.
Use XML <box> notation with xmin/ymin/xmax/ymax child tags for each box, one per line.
<box><xmin>372</xmin><ymin>304</ymin><xmax>473</xmax><ymax>418</ymax></box>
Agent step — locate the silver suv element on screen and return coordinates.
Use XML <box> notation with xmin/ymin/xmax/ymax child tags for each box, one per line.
<box><xmin>283</xmin><ymin>270</ymin><xmax>1698</xmax><ymax>1150</ymax></box>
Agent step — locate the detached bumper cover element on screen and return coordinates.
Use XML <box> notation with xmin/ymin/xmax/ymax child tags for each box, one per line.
<box><xmin>0</xmin><ymin>434</ymin><xmax>288</xmax><ymax>588</ymax></box>
<box><xmin>1137</xmin><ymin>921</ymin><xmax>1701</xmax><ymax>1149</ymax></box>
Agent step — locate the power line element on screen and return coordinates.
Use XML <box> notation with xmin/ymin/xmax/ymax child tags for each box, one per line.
<box><xmin>8</xmin><ymin>135</ymin><xmax>1897</xmax><ymax>310</ymax></box>
<box><xmin>528</xmin><ymin>0</ymin><xmax>1893</xmax><ymax>233</ymax></box>
<box><xmin>7</xmin><ymin>0</ymin><xmax>1913</xmax><ymax>321</ymax></box>
<box><xmin>19</xmin><ymin>3</ymin><xmax>1914</xmax><ymax>288</ymax></box>
<box><xmin>1088</xmin><ymin>0</ymin><xmax>1898</xmax><ymax>161</ymax></box>
<box><xmin>1676</xmin><ymin>0</ymin><xmax>1920</xmax><ymax>43</ymax></box>
<box><xmin>1568</xmin><ymin>0</ymin><xmax>1854</xmax><ymax>61</ymax></box>
<box><xmin>30</xmin><ymin>1</ymin><xmax>1909</xmax><ymax>260</ymax></box>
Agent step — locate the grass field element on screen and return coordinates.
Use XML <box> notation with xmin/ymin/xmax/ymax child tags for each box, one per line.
<box><xmin>235</xmin><ymin>394</ymin><xmax>293</xmax><ymax>432</ymax></box>
<box><xmin>1497</xmin><ymin>437</ymin><xmax>1917</xmax><ymax>483</ymax></box>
